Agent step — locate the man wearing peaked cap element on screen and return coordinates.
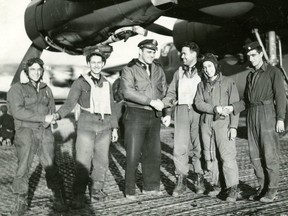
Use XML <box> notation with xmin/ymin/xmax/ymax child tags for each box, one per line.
<box><xmin>54</xmin><ymin>49</ymin><xmax>119</xmax><ymax>208</ymax></box>
<box><xmin>243</xmin><ymin>41</ymin><xmax>261</xmax><ymax>53</ymax></box>
<box><xmin>121</xmin><ymin>39</ymin><xmax>167</xmax><ymax>199</ymax></box>
<box><xmin>138</xmin><ymin>39</ymin><xmax>158</xmax><ymax>51</ymax></box>
<box><xmin>226</xmin><ymin>40</ymin><xmax>286</xmax><ymax>203</ymax></box>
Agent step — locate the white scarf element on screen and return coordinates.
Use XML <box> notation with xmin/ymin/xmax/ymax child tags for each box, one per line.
<box><xmin>82</xmin><ymin>74</ymin><xmax>111</xmax><ymax>119</ymax></box>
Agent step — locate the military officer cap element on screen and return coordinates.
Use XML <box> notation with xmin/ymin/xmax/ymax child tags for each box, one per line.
<box><xmin>138</xmin><ymin>39</ymin><xmax>158</xmax><ymax>51</ymax></box>
<box><xmin>243</xmin><ymin>41</ymin><xmax>261</xmax><ymax>53</ymax></box>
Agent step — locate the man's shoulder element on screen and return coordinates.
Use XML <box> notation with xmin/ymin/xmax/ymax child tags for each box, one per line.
<box><xmin>126</xmin><ymin>59</ymin><xmax>138</xmax><ymax>68</ymax></box>
<box><xmin>8</xmin><ymin>82</ymin><xmax>24</xmax><ymax>92</ymax></box>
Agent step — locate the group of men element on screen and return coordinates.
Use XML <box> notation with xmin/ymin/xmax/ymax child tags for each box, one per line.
<box><xmin>6</xmin><ymin>38</ymin><xmax>286</xmax><ymax>215</ymax></box>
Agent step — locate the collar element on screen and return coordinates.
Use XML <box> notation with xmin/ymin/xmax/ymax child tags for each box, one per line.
<box><xmin>205</xmin><ymin>73</ymin><xmax>222</xmax><ymax>85</ymax></box>
<box><xmin>136</xmin><ymin>59</ymin><xmax>151</xmax><ymax>70</ymax></box>
<box><xmin>250</xmin><ymin>61</ymin><xmax>267</xmax><ymax>73</ymax></box>
<box><xmin>88</xmin><ymin>72</ymin><xmax>104</xmax><ymax>87</ymax></box>
<box><xmin>26</xmin><ymin>81</ymin><xmax>47</xmax><ymax>89</ymax></box>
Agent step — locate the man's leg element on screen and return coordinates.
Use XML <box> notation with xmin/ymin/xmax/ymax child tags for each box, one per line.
<box><xmin>124</xmin><ymin>108</ymin><xmax>146</xmax><ymax>197</ymax></box>
<box><xmin>189</xmin><ymin>109</ymin><xmax>204</xmax><ymax>194</ymax></box>
<box><xmin>91</xmin><ymin>129</ymin><xmax>111</xmax><ymax>201</ymax></box>
<box><xmin>247</xmin><ymin>111</ymin><xmax>265</xmax><ymax>200</ymax></box>
<box><xmin>258</xmin><ymin>107</ymin><xmax>280</xmax><ymax>202</ymax></box>
<box><xmin>71</xmin><ymin>129</ymin><xmax>95</xmax><ymax>208</ymax></box>
<box><xmin>11</xmin><ymin>128</ymin><xmax>37</xmax><ymax>215</ymax></box>
<box><xmin>142</xmin><ymin>113</ymin><xmax>161</xmax><ymax>194</ymax></box>
<box><xmin>214</xmin><ymin>120</ymin><xmax>239</xmax><ymax>202</ymax></box>
<box><xmin>200</xmin><ymin>122</ymin><xmax>220</xmax><ymax>197</ymax></box>
<box><xmin>174</xmin><ymin>106</ymin><xmax>191</xmax><ymax>175</ymax></box>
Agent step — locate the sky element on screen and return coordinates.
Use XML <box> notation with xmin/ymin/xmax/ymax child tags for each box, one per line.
<box><xmin>0</xmin><ymin>1</ymin><xmax>176</xmax><ymax>67</ymax></box>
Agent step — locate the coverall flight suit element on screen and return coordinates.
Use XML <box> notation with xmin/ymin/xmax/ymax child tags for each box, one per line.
<box><xmin>195</xmin><ymin>73</ymin><xmax>240</xmax><ymax>188</ymax></box>
<box><xmin>233</xmin><ymin>62</ymin><xmax>286</xmax><ymax>190</ymax></box>
<box><xmin>7</xmin><ymin>82</ymin><xmax>62</xmax><ymax>195</ymax></box>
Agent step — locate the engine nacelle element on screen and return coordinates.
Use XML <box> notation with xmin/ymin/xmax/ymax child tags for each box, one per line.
<box><xmin>172</xmin><ymin>20</ymin><xmax>246</xmax><ymax>55</ymax></box>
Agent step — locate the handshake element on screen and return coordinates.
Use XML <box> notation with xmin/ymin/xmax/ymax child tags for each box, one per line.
<box><xmin>43</xmin><ymin>113</ymin><xmax>60</xmax><ymax>128</ymax></box>
<box><xmin>150</xmin><ymin>99</ymin><xmax>164</xmax><ymax>111</ymax></box>
<box><xmin>215</xmin><ymin>105</ymin><xmax>233</xmax><ymax>117</ymax></box>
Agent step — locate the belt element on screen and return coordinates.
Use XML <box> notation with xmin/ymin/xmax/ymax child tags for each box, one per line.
<box><xmin>81</xmin><ymin>109</ymin><xmax>110</xmax><ymax>117</ymax></box>
<box><xmin>178</xmin><ymin>104</ymin><xmax>193</xmax><ymax>109</ymax></box>
<box><xmin>249</xmin><ymin>99</ymin><xmax>273</xmax><ymax>107</ymax></box>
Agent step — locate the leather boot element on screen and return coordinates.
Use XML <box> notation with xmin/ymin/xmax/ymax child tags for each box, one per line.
<box><xmin>260</xmin><ymin>188</ymin><xmax>278</xmax><ymax>203</ymax></box>
<box><xmin>10</xmin><ymin>194</ymin><xmax>27</xmax><ymax>216</ymax></box>
<box><xmin>195</xmin><ymin>173</ymin><xmax>205</xmax><ymax>194</ymax></box>
<box><xmin>226</xmin><ymin>185</ymin><xmax>238</xmax><ymax>202</ymax></box>
<box><xmin>172</xmin><ymin>175</ymin><xmax>187</xmax><ymax>197</ymax></box>
<box><xmin>249</xmin><ymin>186</ymin><xmax>264</xmax><ymax>201</ymax></box>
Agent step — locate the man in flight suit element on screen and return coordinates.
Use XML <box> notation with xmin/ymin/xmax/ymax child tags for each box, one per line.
<box><xmin>226</xmin><ymin>41</ymin><xmax>286</xmax><ymax>202</ymax></box>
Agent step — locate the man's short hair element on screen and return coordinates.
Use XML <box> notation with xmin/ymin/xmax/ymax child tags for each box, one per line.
<box><xmin>182</xmin><ymin>41</ymin><xmax>200</xmax><ymax>56</ymax></box>
<box><xmin>24</xmin><ymin>57</ymin><xmax>44</xmax><ymax>73</ymax></box>
<box><xmin>86</xmin><ymin>50</ymin><xmax>106</xmax><ymax>64</ymax></box>
<box><xmin>0</xmin><ymin>105</ymin><xmax>8</xmax><ymax>113</ymax></box>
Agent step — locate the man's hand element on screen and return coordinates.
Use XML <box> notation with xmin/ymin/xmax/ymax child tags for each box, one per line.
<box><xmin>111</xmin><ymin>128</ymin><xmax>119</xmax><ymax>142</ymax></box>
<box><xmin>276</xmin><ymin>120</ymin><xmax>285</xmax><ymax>133</ymax></box>
<box><xmin>227</xmin><ymin>128</ymin><xmax>237</xmax><ymax>141</ymax></box>
<box><xmin>215</xmin><ymin>105</ymin><xmax>233</xmax><ymax>116</ymax></box>
<box><xmin>53</xmin><ymin>113</ymin><xmax>60</xmax><ymax>121</ymax></box>
<box><xmin>150</xmin><ymin>99</ymin><xmax>164</xmax><ymax>111</ymax></box>
<box><xmin>162</xmin><ymin>115</ymin><xmax>171</xmax><ymax>127</ymax></box>
<box><xmin>44</xmin><ymin>114</ymin><xmax>54</xmax><ymax>128</ymax></box>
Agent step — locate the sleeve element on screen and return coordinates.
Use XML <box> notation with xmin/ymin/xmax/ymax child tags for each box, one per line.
<box><xmin>232</xmin><ymin>76</ymin><xmax>249</xmax><ymax>115</ymax></box>
<box><xmin>160</xmin><ymin>67</ymin><xmax>168</xmax><ymax>99</ymax></box>
<box><xmin>162</xmin><ymin>71</ymin><xmax>178</xmax><ymax>116</ymax></box>
<box><xmin>120</xmin><ymin>67</ymin><xmax>151</xmax><ymax>105</ymax></box>
<box><xmin>57</xmin><ymin>79</ymin><xmax>82</xmax><ymax>118</ymax></box>
<box><xmin>47</xmin><ymin>87</ymin><xmax>56</xmax><ymax>114</ymax></box>
<box><xmin>272</xmin><ymin>67</ymin><xmax>286</xmax><ymax>120</ymax></box>
<box><xmin>7</xmin><ymin>84</ymin><xmax>45</xmax><ymax>123</ymax></box>
<box><xmin>194</xmin><ymin>82</ymin><xmax>214</xmax><ymax>114</ymax></box>
<box><xmin>109</xmin><ymin>83</ymin><xmax>119</xmax><ymax>129</ymax></box>
<box><xmin>162</xmin><ymin>71</ymin><xmax>177</xmax><ymax>106</ymax></box>
<box><xmin>228</xmin><ymin>79</ymin><xmax>240</xmax><ymax>129</ymax></box>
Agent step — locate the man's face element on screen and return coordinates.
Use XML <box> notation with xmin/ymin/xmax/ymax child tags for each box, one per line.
<box><xmin>203</xmin><ymin>61</ymin><xmax>216</xmax><ymax>79</ymax></box>
<box><xmin>247</xmin><ymin>49</ymin><xmax>264</xmax><ymax>69</ymax></box>
<box><xmin>88</xmin><ymin>55</ymin><xmax>104</xmax><ymax>75</ymax></box>
<box><xmin>27</xmin><ymin>63</ymin><xmax>43</xmax><ymax>83</ymax></box>
<box><xmin>181</xmin><ymin>46</ymin><xmax>197</xmax><ymax>66</ymax></box>
<box><xmin>139</xmin><ymin>48</ymin><xmax>156</xmax><ymax>64</ymax></box>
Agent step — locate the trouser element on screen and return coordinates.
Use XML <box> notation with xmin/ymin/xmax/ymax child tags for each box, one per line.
<box><xmin>72</xmin><ymin>128</ymin><xmax>111</xmax><ymax>196</ymax></box>
<box><xmin>124</xmin><ymin>107</ymin><xmax>161</xmax><ymax>195</ymax></box>
<box><xmin>11</xmin><ymin>127</ymin><xmax>61</xmax><ymax>194</ymax></box>
<box><xmin>247</xmin><ymin>105</ymin><xmax>280</xmax><ymax>189</ymax></box>
<box><xmin>174</xmin><ymin>105</ymin><xmax>203</xmax><ymax>175</ymax></box>
<box><xmin>200</xmin><ymin>118</ymin><xmax>239</xmax><ymax>188</ymax></box>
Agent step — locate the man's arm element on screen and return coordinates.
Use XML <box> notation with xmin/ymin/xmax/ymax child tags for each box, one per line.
<box><xmin>272</xmin><ymin>67</ymin><xmax>286</xmax><ymax>133</ymax></box>
<box><xmin>57</xmin><ymin>79</ymin><xmax>82</xmax><ymax>119</ymax></box>
<box><xmin>194</xmin><ymin>83</ymin><xmax>215</xmax><ymax>114</ymax></box>
<box><xmin>228</xmin><ymin>80</ymin><xmax>240</xmax><ymax>129</ymax></box>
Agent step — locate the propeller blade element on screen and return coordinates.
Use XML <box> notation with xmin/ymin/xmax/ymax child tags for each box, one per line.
<box><xmin>12</xmin><ymin>44</ymin><xmax>43</xmax><ymax>85</ymax></box>
<box><xmin>146</xmin><ymin>23</ymin><xmax>173</xmax><ymax>36</ymax></box>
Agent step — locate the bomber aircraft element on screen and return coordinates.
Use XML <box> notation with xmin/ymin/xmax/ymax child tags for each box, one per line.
<box><xmin>10</xmin><ymin>0</ymin><xmax>288</xmax><ymax>101</ymax></box>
